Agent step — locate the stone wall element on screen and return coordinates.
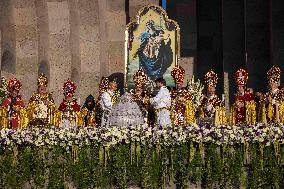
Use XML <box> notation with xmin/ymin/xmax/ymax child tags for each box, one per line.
<box><xmin>0</xmin><ymin>0</ymin><xmax>193</xmax><ymax>106</ymax></box>
<box><xmin>0</xmin><ymin>0</ymin><xmax>16</xmax><ymax>77</ymax></box>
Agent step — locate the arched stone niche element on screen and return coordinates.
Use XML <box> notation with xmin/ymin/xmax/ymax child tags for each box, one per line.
<box><xmin>38</xmin><ymin>60</ymin><xmax>50</xmax><ymax>79</ymax></box>
<box><xmin>1</xmin><ymin>48</ymin><xmax>16</xmax><ymax>74</ymax></box>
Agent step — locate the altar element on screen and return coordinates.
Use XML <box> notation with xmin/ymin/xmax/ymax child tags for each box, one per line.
<box><xmin>0</xmin><ymin>123</ymin><xmax>284</xmax><ymax>188</ymax></box>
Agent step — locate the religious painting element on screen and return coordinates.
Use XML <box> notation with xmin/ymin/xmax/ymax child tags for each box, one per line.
<box><xmin>125</xmin><ymin>5</ymin><xmax>180</xmax><ymax>89</ymax></box>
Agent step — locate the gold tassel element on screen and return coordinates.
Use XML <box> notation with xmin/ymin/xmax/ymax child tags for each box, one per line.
<box><xmin>156</xmin><ymin>144</ymin><xmax>161</xmax><ymax>159</ymax></box>
<box><xmin>13</xmin><ymin>146</ymin><xmax>18</xmax><ymax>166</ymax></box>
<box><xmin>244</xmin><ymin>142</ymin><xmax>250</xmax><ymax>164</ymax></box>
<box><xmin>42</xmin><ymin>146</ymin><xmax>47</xmax><ymax>162</ymax></box>
<box><xmin>274</xmin><ymin>142</ymin><xmax>280</xmax><ymax>163</ymax></box>
<box><xmin>136</xmin><ymin>143</ymin><xmax>141</xmax><ymax>166</ymax></box>
<box><xmin>189</xmin><ymin>142</ymin><xmax>195</xmax><ymax>163</ymax></box>
<box><xmin>260</xmin><ymin>144</ymin><xmax>264</xmax><ymax>170</ymax></box>
<box><xmin>72</xmin><ymin>145</ymin><xmax>79</xmax><ymax>163</ymax></box>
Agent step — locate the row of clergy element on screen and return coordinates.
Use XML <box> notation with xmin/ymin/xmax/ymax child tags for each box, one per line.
<box><xmin>0</xmin><ymin>65</ymin><xmax>283</xmax><ymax>129</ymax></box>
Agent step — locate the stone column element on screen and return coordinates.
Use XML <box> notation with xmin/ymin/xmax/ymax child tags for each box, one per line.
<box><xmin>180</xmin><ymin>57</ymin><xmax>194</xmax><ymax>84</ymax></box>
<box><xmin>76</xmin><ymin>0</ymin><xmax>100</xmax><ymax>101</ymax></box>
<box><xmin>245</xmin><ymin>0</ymin><xmax>270</xmax><ymax>92</ymax></box>
<box><xmin>47</xmin><ymin>1</ymin><xmax>72</xmax><ymax>104</ymax></box>
<box><xmin>99</xmin><ymin>0</ymin><xmax>126</xmax><ymax>76</ymax></box>
<box><xmin>13</xmin><ymin>0</ymin><xmax>39</xmax><ymax>102</ymax></box>
<box><xmin>98</xmin><ymin>0</ymin><xmax>108</xmax><ymax>78</ymax></box>
<box><xmin>222</xmin><ymin>0</ymin><xmax>245</xmax><ymax>102</ymax></box>
<box><xmin>68</xmin><ymin>0</ymin><xmax>81</xmax><ymax>102</ymax></box>
<box><xmin>98</xmin><ymin>0</ymin><xmax>126</xmax><ymax>83</ymax></box>
<box><xmin>106</xmin><ymin>0</ymin><xmax>126</xmax><ymax>75</ymax></box>
<box><xmin>224</xmin><ymin>72</ymin><xmax>230</xmax><ymax>115</ymax></box>
<box><xmin>0</xmin><ymin>0</ymin><xmax>16</xmax><ymax>79</ymax></box>
<box><xmin>35</xmin><ymin>0</ymin><xmax>50</xmax><ymax>79</ymax></box>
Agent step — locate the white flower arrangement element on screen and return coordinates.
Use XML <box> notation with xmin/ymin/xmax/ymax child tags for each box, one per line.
<box><xmin>1</xmin><ymin>123</ymin><xmax>284</xmax><ymax>149</ymax></box>
<box><xmin>187</xmin><ymin>76</ymin><xmax>204</xmax><ymax>109</ymax></box>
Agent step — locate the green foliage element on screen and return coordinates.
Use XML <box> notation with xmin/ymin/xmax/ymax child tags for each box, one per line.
<box><xmin>48</xmin><ymin>146</ymin><xmax>66</xmax><ymax>188</ymax></box>
<box><xmin>173</xmin><ymin>143</ymin><xmax>190</xmax><ymax>189</ymax></box>
<box><xmin>32</xmin><ymin>147</ymin><xmax>47</xmax><ymax>187</ymax></box>
<box><xmin>0</xmin><ymin>143</ymin><xmax>283</xmax><ymax>188</ymax></box>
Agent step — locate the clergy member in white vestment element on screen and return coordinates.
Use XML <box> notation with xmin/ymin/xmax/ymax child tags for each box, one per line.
<box><xmin>150</xmin><ymin>78</ymin><xmax>172</xmax><ymax>126</ymax></box>
<box><xmin>99</xmin><ymin>78</ymin><xmax>119</xmax><ymax>126</ymax></box>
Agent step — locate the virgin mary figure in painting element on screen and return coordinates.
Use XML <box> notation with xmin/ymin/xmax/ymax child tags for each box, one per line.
<box><xmin>135</xmin><ymin>20</ymin><xmax>173</xmax><ymax>81</ymax></box>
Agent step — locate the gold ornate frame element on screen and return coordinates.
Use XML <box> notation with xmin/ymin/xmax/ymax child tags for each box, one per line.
<box><xmin>124</xmin><ymin>5</ymin><xmax>180</xmax><ymax>90</ymax></box>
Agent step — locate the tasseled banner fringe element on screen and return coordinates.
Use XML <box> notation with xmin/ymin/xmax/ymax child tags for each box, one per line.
<box><xmin>189</xmin><ymin>142</ymin><xmax>195</xmax><ymax>163</ymax></box>
<box><xmin>12</xmin><ymin>146</ymin><xmax>18</xmax><ymax>166</ymax></box>
<box><xmin>244</xmin><ymin>142</ymin><xmax>250</xmax><ymax>165</ymax></box>
<box><xmin>260</xmin><ymin>144</ymin><xmax>264</xmax><ymax>170</ymax></box>
<box><xmin>72</xmin><ymin>145</ymin><xmax>79</xmax><ymax>163</ymax></box>
<box><xmin>136</xmin><ymin>143</ymin><xmax>141</xmax><ymax>166</ymax></box>
<box><xmin>99</xmin><ymin>145</ymin><xmax>109</xmax><ymax>167</ymax></box>
<box><xmin>274</xmin><ymin>142</ymin><xmax>280</xmax><ymax>163</ymax></box>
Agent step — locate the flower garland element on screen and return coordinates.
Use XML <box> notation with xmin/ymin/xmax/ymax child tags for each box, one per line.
<box><xmin>1</xmin><ymin>123</ymin><xmax>284</xmax><ymax>149</ymax></box>
<box><xmin>1</xmin><ymin>123</ymin><xmax>284</xmax><ymax>188</ymax></box>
